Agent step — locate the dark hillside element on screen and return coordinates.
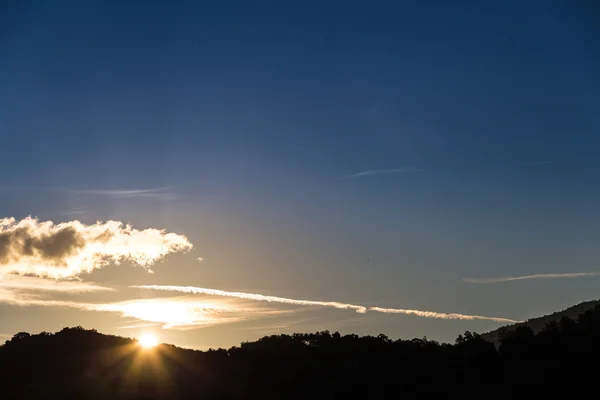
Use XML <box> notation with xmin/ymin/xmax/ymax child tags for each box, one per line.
<box><xmin>3</xmin><ymin>305</ymin><xmax>600</xmax><ymax>399</ymax></box>
<box><xmin>481</xmin><ymin>299</ymin><xmax>600</xmax><ymax>345</ymax></box>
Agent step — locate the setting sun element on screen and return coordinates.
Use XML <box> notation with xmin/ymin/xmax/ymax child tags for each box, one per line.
<box><xmin>138</xmin><ymin>334</ymin><xmax>158</xmax><ymax>348</ymax></box>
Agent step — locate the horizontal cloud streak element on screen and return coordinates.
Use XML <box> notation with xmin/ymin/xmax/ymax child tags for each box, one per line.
<box><xmin>369</xmin><ymin>307</ymin><xmax>518</xmax><ymax>323</ymax></box>
<box><xmin>132</xmin><ymin>285</ymin><xmax>369</xmax><ymax>313</ymax></box>
<box><xmin>347</xmin><ymin>167</ymin><xmax>423</xmax><ymax>178</ymax></box>
<box><xmin>0</xmin><ymin>286</ymin><xmax>281</xmax><ymax>329</ymax></box>
<box><xmin>94</xmin><ymin>297</ymin><xmax>283</xmax><ymax>329</ymax></box>
<box><xmin>133</xmin><ymin>285</ymin><xmax>519</xmax><ymax>323</ymax></box>
<box><xmin>0</xmin><ymin>280</ymin><xmax>519</xmax><ymax>327</ymax></box>
<box><xmin>75</xmin><ymin>187</ymin><xmax>176</xmax><ymax>200</ymax></box>
<box><xmin>0</xmin><ymin>275</ymin><xmax>113</xmax><ymax>292</ymax></box>
<box><xmin>463</xmin><ymin>272</ymin><xmax>600</xmax><ymax>284</ymax></box>
<box><xmin>0</xmin><ymin>217</ymin><xmax>192</xmax><ymax>279</ymax></box>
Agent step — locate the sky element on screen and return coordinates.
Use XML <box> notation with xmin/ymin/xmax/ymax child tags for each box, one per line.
<box><xmin>0</xmin><ymin>0</ymin><xmax>599</xmax><ymax>349</ymax></box>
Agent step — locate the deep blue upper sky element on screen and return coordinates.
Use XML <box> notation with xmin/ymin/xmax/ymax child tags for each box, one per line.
<box><xmin>1</xmin><ymin>0</ymin><xmax>600</xmax><ymax>347</ymax></box>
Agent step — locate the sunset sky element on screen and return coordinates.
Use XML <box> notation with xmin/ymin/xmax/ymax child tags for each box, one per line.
<box><xmin>1</xmin><ymin>0</ymin><xmax>599</xmax><ymax>349</ymax></box>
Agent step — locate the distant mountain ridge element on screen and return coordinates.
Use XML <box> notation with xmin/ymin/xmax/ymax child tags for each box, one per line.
<box><xmin>481</xmin><ymin>299</ymin><xmax>600</xmax><ymax>346</ymax></box>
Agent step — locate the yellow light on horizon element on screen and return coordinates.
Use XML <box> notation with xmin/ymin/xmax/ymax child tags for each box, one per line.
<box><xmin>138</xmin><ymin>333</ymin><xmax>159</xmax><ymax>349</ymax></box>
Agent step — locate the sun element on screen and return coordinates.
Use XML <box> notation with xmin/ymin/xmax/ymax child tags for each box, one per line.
<box><xmin>138</xmin><ymin>333</ymin><xmax>159</xmax><ymax>349</ymax></box>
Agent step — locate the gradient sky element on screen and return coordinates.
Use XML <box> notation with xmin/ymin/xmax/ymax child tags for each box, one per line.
<box><xmin>1</xmin><ymin>0</ymin><xmax>599</xmax><ymax>349</ymax></box>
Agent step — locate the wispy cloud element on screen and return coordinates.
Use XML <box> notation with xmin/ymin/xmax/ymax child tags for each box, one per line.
<box><xmin>0</xmin><ymin>275</ymin><xmax>113</xmax><ymax>293</ymax></box>
<box><xmin>75</xmin><ymin>187</ymin><xmax>176</xmax><ymax>200</ymax></box>
<box><xmin>117</xmin><ymin>322</ymin><xmax>161</xmax><ymax>330</ymax></box>
<box><xmin>0</xmin><ymin>284</ymin><xmax>283</xmax><ymax>330</ymax></box>
<box><xmin>132</xmin><ymin>285</ymin><xmax>519</xmax><ymax>323</ymax></box>
<box><xmin>1</xmin><ymin>186</ymin><xmax>177</xmax><ymax>200</ymax></box>
<box><xmin>133</xmin><ymin>285</ymin><xmax>369</xmax><ymax>313</ymax></box>
<box><xmin>369</xmin><ymin>307</ymin><xmax>517</xmax><ymax>323</ymax></box>
<box><xmin>197</xmin><ymin>257</ymin><xmax>204</xmax><ymax>263</ymax></box>
<box><xmin>463</xmin><ymin>272</ymin><xmax>600</xmax><ymax>284</ymax></box>
<box><xmin>94</xmin><ymin>297</ymin><xmax>285</xmax><ymax>329</ymax></box>
<box><xmin>0</xmin><ymin>217</ymin><xmax>192</xmax><ymax>279</ymax></box>
<box><xmin>0</xmin><ymin>278</ymin><xmax>519</xmax><ymax>328</ymax></box>
<box><xmin>59</xmin><ymin>209</ymin><xmax>88</xmax><ymax>216</ymax></box>
<box><xmin>347</xmin><ymin>167</ymin><xmax>423</xmax><ymax>178</ymax></box>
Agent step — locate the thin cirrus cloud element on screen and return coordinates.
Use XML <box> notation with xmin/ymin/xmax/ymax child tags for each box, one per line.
<box><xmin>133</xmin><ymin>285</ymin><xmax>369</xmax><ymax>314</ymax></box>
<box><xmin>74</xmin><ymin>187</ymin><xmax>176</xmax><ymax>200</ymax></box>
<box><xmin>346</xmin><ymin>167</ymin><xmax>423</xmax><ymax>178</ymax></box>
<box><xmin>1</xmin><ymin>186</ymin><xmax>176</xmax><ymax>200</ymax></box>
<box><xmin>463</xmin><ymin>272</ymin><xmax>600</xmax><ymax>284</ymax></box>
<box><xmin>0</xmin><ymin>279</ymin><xmax>519</xmax><ymax>328</ymax></box>
<box><xmin>369</xmin><ymin>307</ymin><xmax>517</xmax><ymax>323</ymax></box>
<box><xmin>0</xmin><ymin>285</ymin><xmax>283</xmax><ymax>329</ymax></box>
<box><xmin>0</xmin><ymin>275</ymin><xmax>113</xmax><ymax>292</ymax></box>
<box><xmin>132</xmin><ymin>285</ymin><xmax>520</xmax><ymax>323</ymax></box>
<box><xmin>0</xmin><ymin>217</ymin><xmax>192</xmax><ymax>279</ymax></box>
<box><xmin>94</xmin><ymin>297</ymin><xmax>286</xmax><ymax>329</ymax></box>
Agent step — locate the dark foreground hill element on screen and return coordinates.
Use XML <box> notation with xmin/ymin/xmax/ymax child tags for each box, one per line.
<box><xmin>3</xmin><ymin>304</ymin><xmax>600</xmax><ymax>399</ymax></box>
<box><xmin>481</xmin><ymin>299</ymin><xmax>600</xmax><ymax>346</ymax></box>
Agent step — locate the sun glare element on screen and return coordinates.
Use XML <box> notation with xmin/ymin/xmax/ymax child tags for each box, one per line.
<box><xmin>139</xmin><ymin>333</ymin><xmax>158</xmax><ymax>349</ymax></box>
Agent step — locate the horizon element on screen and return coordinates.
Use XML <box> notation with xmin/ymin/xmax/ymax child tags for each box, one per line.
<box><xmin>1</xmin><ymin>0</ymin><xmax>599</xmax><ymax>350</ymax></box>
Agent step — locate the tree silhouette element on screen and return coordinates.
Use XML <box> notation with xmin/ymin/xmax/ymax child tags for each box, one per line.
<box><xmin>2</xmin><ymin>308</ymin><xmax>600</xmax><ymax>398</ymax></box>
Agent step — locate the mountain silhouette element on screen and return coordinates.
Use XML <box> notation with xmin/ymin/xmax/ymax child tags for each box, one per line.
<box><xmin>3</xmin><ymin>301</ymin><xmax>600</xmax><ymax>399</ymax></box>
<box><xmin>481</xmin><ymin>299</ymin><xmax>600</xmax><ymax>346</ymax></box>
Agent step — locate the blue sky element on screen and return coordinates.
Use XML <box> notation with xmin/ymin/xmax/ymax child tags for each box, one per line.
<box><xmin>0</xmin><ymin>0</ymin><xmax>599</xmax><ymax>348</ymax></box>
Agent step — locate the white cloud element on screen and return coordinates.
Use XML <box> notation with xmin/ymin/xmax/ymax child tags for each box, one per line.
<box><xmin>133</xmin><ymin>285</ymin><xmax>369</xmax><ymax>313</ymax></box>
<box><xmin>0</xmin><ymin>284</ymin><xmax>283</xmax><ymax>330</ymax></box>
<box><xmin>132</xmin><ymin>285</ymin><xmax>519</xmax><ymax>323</ymax></box>
<box><xmin>197</xmin><ymin>257</ymin><xmax>204</xmax><ymax>263</ymax></box>
<box><xmin>463</xmin><ymin>272</ymin><xmax>600</xmax><ymax>284</ymax></box>
<box><xmin>347</xmin><ymin>167</ymin><xmax>423</xmax><ymax>178</ymax></box>
<box><xmin>369</xmin><ymin>307</ymin><xmax>519</xmax><ymax>323</ymax></box>
<box><xmin>0</xmin><ymin>217</ymin><xmax>192</xmax><ymax>279</ymax></box>
<box><xmin>0</xmin><ymin>279</ymin><xmax>520</xmax><ymax>328</ymax></box>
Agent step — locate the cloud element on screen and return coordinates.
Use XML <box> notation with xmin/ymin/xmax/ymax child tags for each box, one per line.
<box><xmin>59</xmin><ymin>209</ymin><xmax>88</xmax><ymax>216</ymax></box>
<box><xmin>1</xmin><ymin>186</ymin><xmax>176</xmax><ymax>200</ymax></box>
<box><xmin>197</xmin><ymin>257</ymin><xmax>204</xmax><ymax>263</ymax></box>
<box><xmin>75</xmin><ymin>187</ymin><xmax>176</xmax><ymax>200</ymax></box>
<box><xmin>369</xmin><ymin>307</ymin><xmax>518</xmax><ymax>323</ymax></box>
<box><xmin>133</xmin><ymin>285</ymin><xmax>369</xmax><ymax>313</ymax></box>
<box><xmin>463</xmin><ymin>272</ymin><xmax>600</xmax><ymax>284</ymax></box>
<box><xmin>0</xmin><ymin>275</ymin><xmax>113</xmax><ymax>292</ymax></box>
<box><xmin>117</xmin><ymin>322</ymin><xmax>161</xmax><ymax>330</ymax></box>
<box><xmin>94</xmin><ymin>297</ymin><xmax>284</xmax><ymax>329</ymax></box>
<box><xmin>347</xmin><ymin>167</ymin><xmax>423</xmax><ymax>178</ymax></box>
<box><xmin>0</xmin><ymin>287</ymin><xmax>84</xmax><ymax>307</ymax></box>
<box><xmin>0</xmin><ymin>284</ymin><xmax>282</xmax><ymax>329</ymax></box>
<box><xmin>0</xmin><ymin>278</ymin><xmax>519</xmax><ymax>328</ymax></box>
<box><xmin>132</xmin><ymin>285</ymin><xmax>519</xmax><ymax>323</ymax></box>
<box><xmin>0</xmin><ymin>217</ymin><xmax>192</xmax><ymax>279</ymax></box>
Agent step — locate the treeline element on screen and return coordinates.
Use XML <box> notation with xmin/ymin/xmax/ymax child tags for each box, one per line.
<box><xmin>2</xmin><ymin>306</ymin><xmax>600</xmax><ymax>399</ymax></box>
